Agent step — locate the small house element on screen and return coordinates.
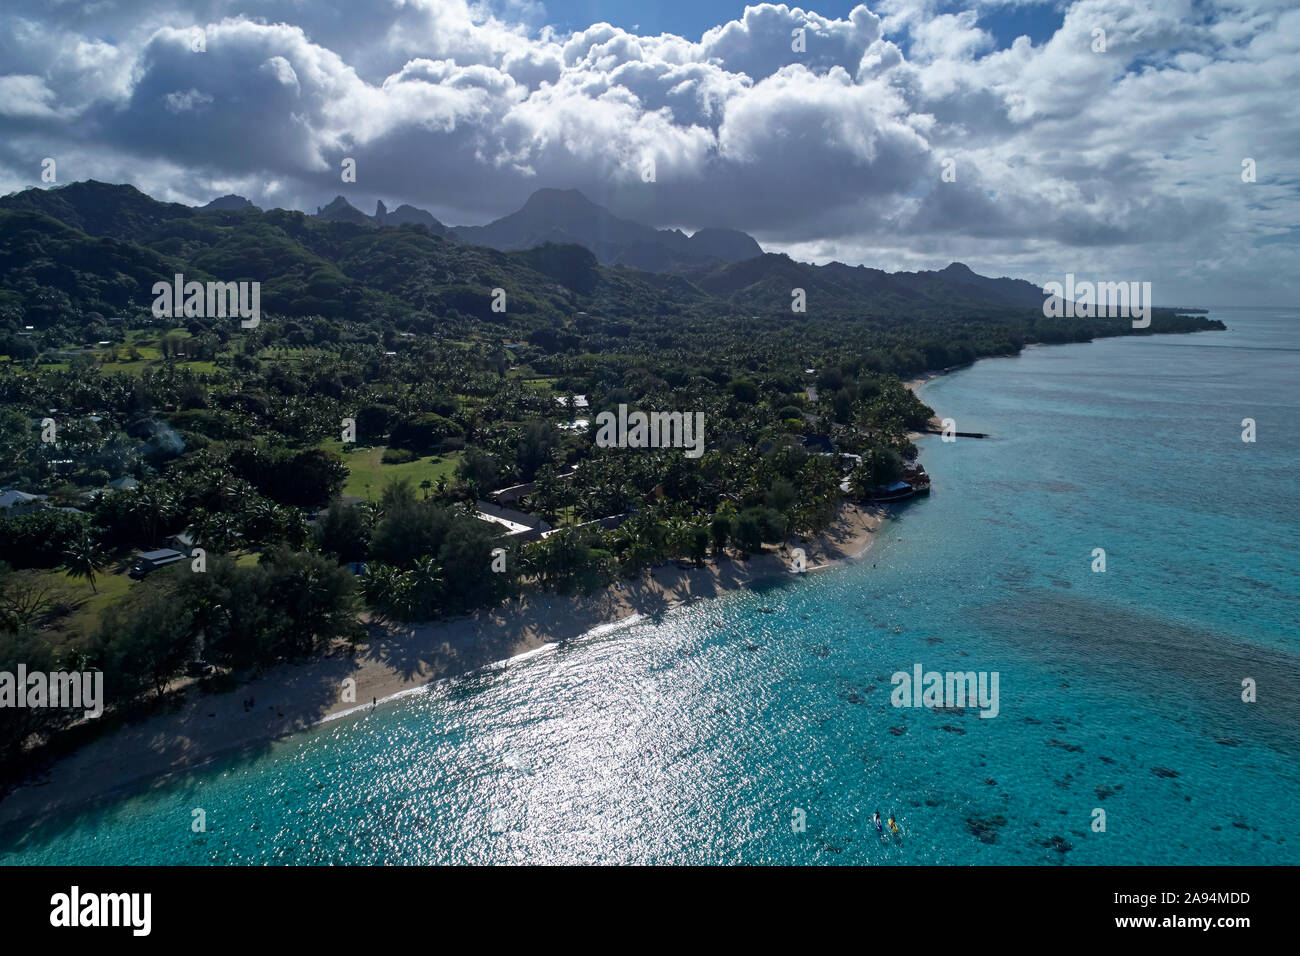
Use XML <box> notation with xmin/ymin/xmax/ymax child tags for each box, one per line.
<box><xmin>0</xmin><ymin>489</ymin><xmax>47</xmax><ymax>515</ymax></box>
<box><xmin>130</xmin><ymin>548</ymin><xmax>186</xmax><ymax>578</ymax></box>
<box><xmin>165</xmin><ymin>531</ymin><xmax>197</xmax><ymax>556</ymax></box>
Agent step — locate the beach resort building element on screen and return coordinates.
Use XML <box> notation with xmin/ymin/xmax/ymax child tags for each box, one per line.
<box><xmin>0</xmin><ymin>488</ymin><xmax>48</xmax><ymax>515</ymax></box>
<box><xmin>473</xmin><ymin>501</ymin><xmax>551</xmax><ymax>542</ymax></box>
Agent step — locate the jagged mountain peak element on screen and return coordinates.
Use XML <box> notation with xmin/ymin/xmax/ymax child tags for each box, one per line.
<box><xmin>453</xmin><ymin>188</ymin><xmax>764</xmax><ymax>273</ymax></box>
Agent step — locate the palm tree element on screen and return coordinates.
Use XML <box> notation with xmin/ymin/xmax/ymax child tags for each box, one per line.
<box><xmin>359</xmin><ymin>563</ymin><xmax>399</xmax><ymax>612</ymax></box>
<box><xmin>710</xmin><ymin>512</ymin><xmax>731</xmax><ymax>557</ymax></box>
<box><xmin>244</xmin><ymin>496</ymin><xmax>281</xmax><ymax>543</ymax></box>
<box><xmin>663</xmin><ymin>516</ymin><xmax>693</xmax><ymax>560</ymax></box>
<box><xmin>130</xmin><ymin>483</ymin><xmax>176</xmax><ymax>545</ymax></box>
<box><xmin>63</xmin><ymin>533</ymin><xmax>106</xmax><ymax>593</ymax></box>
<box><xmin>189</xmin><ymin>509</ymin><xmax>238</xmax><ymax>555</ymax></box>
<box><xmin>359</xmin><ymin>498</ymin><xmax>384</xmax><ymax>526</ymax></box>
<box><xmin>275</xmin><ymin>506</ymin><xmax>310</xmax><ymax>550</ymax></box>
<box><xmin>408</xmin><ymin>556</ymin><xmax>443</xmax><ymax>619</ymax></box>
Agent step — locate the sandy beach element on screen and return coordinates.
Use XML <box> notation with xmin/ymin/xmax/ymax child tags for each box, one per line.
<box><xmin>904</xmin><ymin>370</ymin><xmax>945</xmax><ymax>435</ymax></box>
<box><xmin>0</xmin><ymin>501</ymin><xmax>883</xmax><ymax>828</ymax></box>
<box><xmin>902</xmin><ymin>370</ymin><xmax>945</xmax><ymax>392</ymax></box>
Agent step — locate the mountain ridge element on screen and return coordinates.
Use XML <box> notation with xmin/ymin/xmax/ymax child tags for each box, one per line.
<box><xmin>176</xmin><ymin>186</ymin><xmax>1041</xmax><ymax>309</ymax></box>
<box><xmin>0</xmin><ymin>180</ymin><xmax>1145</xmax><ymax>327</ymax></box>
<box><xmin>450</xmin><ymin>187</ymin><xmax>764</xmax><ymax>272</ymax></box>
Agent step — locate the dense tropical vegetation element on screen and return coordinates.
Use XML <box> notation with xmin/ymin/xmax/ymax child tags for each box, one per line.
<box><xmin>0</xmin><ymin>180</ymin><xmax>1224</xmax><ymax>779</ymax></box>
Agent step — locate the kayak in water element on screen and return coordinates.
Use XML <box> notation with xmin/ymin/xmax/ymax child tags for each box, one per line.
<box><xmin>888</xmin><ymin>814</ymin><xmax>900</xmax><ymax>835</ymax></box>
<box><xmin>873</xmin><ymin>810</ymin><xmax>883</xmax><ymax>834</ymax></box>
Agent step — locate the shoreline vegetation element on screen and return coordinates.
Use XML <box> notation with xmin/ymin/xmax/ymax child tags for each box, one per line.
<box><xmin>0</xmin><ymin>365</ymin><xmax>938</xmax><ymax>828</ymax></box>
<box><xmin>0</xmin><ymin>178</ymin><xmax>1227</xmax><ymax>835</ymax></box>
<box><xmin>0</xmin><ymin>335</ymin><xmax>1218</xmax><ymax>831</ymax></box>
<box><xmin>0</xmin><ymin>499</ymin><xmax>881</xmax><ymax>828</ymax></box>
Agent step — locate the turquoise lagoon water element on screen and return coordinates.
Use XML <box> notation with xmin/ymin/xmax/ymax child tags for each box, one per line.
<box><xmin>2</xmin><ymin>308</ymin><xmax>1297</xmax><ymax>865</ymax></box>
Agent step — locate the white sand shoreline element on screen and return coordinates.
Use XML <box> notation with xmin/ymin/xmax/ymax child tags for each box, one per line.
<box><xmin>319</xmin><ymin>610</ymin><xmax>655</xmax><ymax>726</ymax></box>
<box><xmin>0</xmin><ymin>501</ymin><xmax>886</xmax><ymax>829</ymax></box>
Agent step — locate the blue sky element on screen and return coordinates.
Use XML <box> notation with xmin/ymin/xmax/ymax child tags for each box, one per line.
<box><xmin>537</xmin><ymin>0</ymin><xmax>1065</xmax><ymax>49</ymax></box>
<box><xmin>540</xmin><ymin>1</ymin><xmax>862</xmax><ymax>39</ymax></box>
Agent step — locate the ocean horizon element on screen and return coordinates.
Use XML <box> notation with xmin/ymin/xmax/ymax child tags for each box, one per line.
<box><xmin>3</xmin><ymin>307</ymin><xmax>1296</xmax><ymax>865</ymax></box>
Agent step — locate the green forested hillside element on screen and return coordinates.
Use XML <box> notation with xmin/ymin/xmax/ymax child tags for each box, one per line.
<box><xmin>0</xmin><ymin>181</ymin><xmax>1225</xmax><ymax>771</ymax></box>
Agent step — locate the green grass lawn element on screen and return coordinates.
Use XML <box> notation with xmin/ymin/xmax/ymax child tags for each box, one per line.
<box><xmin>37</xmin><ymin>329</ymin><xmax>223</xmax><ymax>378</ymax></box>
<box><xmin>321</xmin><ymin>441</ymin><xmax>463</xmax><ymax>499</ymax></box>
<box><xmin>39</xmin><ymin>549</ymin><xmax>259</xmax><ymax>649</ymax></box>
<box><xmin>37</xmin><ymin>566</ymin><xmax>134</xmax><ymax>651</ymax></box>
<box><xmin>520</xmin><ymin>375</ymin><xmax>558</xmax><ymax>391</ymax></box>
<box><xmin>92</xmin><ymin>357</ymin><xmax>219</xmax><ymax>377</ymax></box>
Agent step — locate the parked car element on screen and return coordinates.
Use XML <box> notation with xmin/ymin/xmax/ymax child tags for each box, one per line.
<box><xmin>186</xmin><ymin>660</ymin><xmax>215</xmax><ymax>677</ymax></box>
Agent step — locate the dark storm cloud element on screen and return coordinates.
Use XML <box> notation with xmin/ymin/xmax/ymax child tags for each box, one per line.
<box><xmin>0</xmin><ymin>0</ymin><xmax>1295</xmax><ymax>303</ymax></box>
